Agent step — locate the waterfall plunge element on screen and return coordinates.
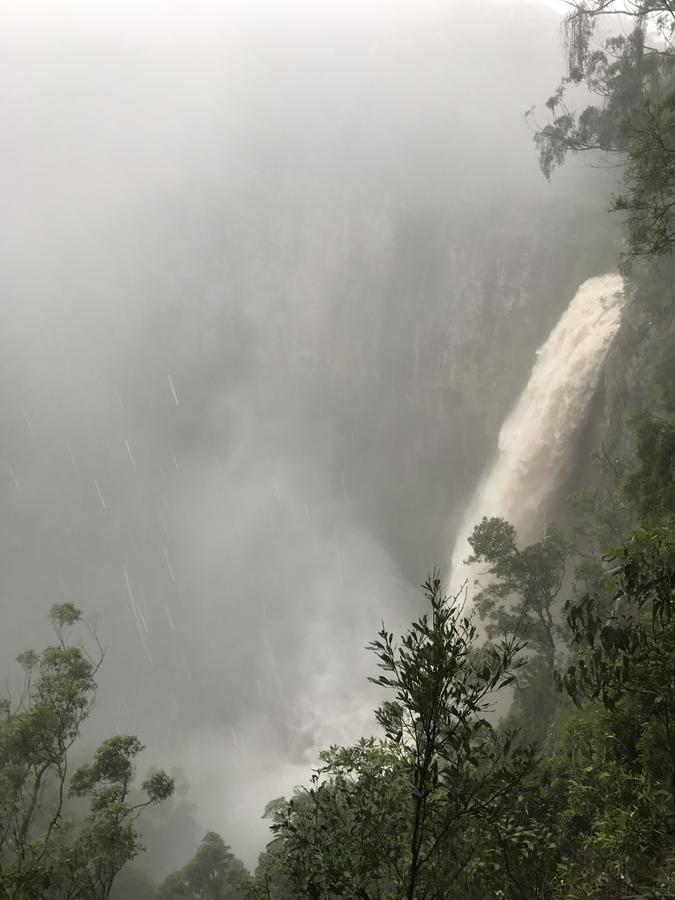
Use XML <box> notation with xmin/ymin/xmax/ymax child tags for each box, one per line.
<box><xmin>449</xmin><ymin>273</ymin><xmax>625</xmax><ymax>595</ymax></box>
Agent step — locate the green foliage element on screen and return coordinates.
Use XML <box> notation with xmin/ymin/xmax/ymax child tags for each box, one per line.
<box><xmin>532</xmin><ymin>1</ymin><xmax>675</xmax><ymax>268</ymax></box>
<box><xmin>466</xmin><ymin>808</ymin><xmax>558</xmax><ymax>899</ymax></box>
<box><xmin>143</xmin><ymin>771</ymin><xmax>176</xmax><ymax>805</ymax></box>
<box><xmin>536</xmin><ymin>695</ymin><xmax>674</xmax><ymax>899</ymax></box>
<box><xmin>240</xmin><ymin>515</ymin><xmax>675</xmax><ymax>898</ymax></box>
<box><xmin>0</xmin><ymin>609</ymin><xmax>174</xmax><ymax>899</ymax></box>
<box><xmin>371</xmin><ymin>573</ymin><xmax>532</xmax><ymax>898</ymax></box>
<box><xmin>249</xmin><ymin>574</ymin><xmax>532</xmax><ymax>900</ymax></box>
<box><xmin>569</xmin><ymin>446</ymin><xmax>633</xmax><ymax>592</ymax></box>
<box><xmin>467</xmin><ymin>517</ymin><xmax>569</xmax><ymax>669</ymax></box>
<box><xmin>467</xmin><ymin>517</ymin><xmax>571</xmax><ymax>744</ymax></box>
<box><xmin>623</xmin><ymin>410</ymin><xmax>675</xmax><ymax>523</ymax></box>
<box><xmin>562</xmin><ymin>522</ymin><xmax>675</xmax><ymax>794</ymax></box>
<box><xmin>124</xmin><ymin>767</ymin><xmax>203</xmax><ymax>894</ymax></box>
<box><xmin>250</xmin><ymin>507</ymin><xmax>675</xmax><ymax>898</ymax></box>
<box><xmin>654</xmin><ymin>317</ymin><xmax>675</xmax><ymax>412</ymax></box>
<box><xmin>287</xmin><ymin>741</ymin><xmax>410</xmax><ymax>899</ymax></box>
<box><xmin>156</xmin><ymin>830</ymin><xmax>247</xmax><ymax>899</ymax></box>
<box><xmin>464</xmin><ymin>516</ymin><xmax>675</xmax><ymax>898</ymax></box>
<box><xmin>49</xmin><ymin>602</ymin><xmax>82</xmax><ymax>630</ymax></box>
<box><xmin>244</xmin><ymin>806</ymin><xmax>293</xmax><ymax>900</ymax></box>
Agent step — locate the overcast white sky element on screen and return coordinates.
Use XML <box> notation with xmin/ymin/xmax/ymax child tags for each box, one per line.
<box><xmin>2</xmin><ymin>0</ymin><xmax>568</xmax><ymax>40</ymax></box>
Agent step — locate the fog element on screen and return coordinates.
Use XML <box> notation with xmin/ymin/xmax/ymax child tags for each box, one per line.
<box><xmin>0</xmin><ymin>0</ymin><xmax>618</xmax><ymax>873</ymax></box>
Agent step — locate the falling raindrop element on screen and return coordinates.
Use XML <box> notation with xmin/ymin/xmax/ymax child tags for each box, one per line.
<box><xmin>114</xmin><ymin>388</ymin><xmax>126</xmax><ymax>411</ymax></box>
<box><xmin>124</xmin><ymin>439</ymin><xmax>137</xmax><ymax>469</ymax></box>
<box><xmin>94</xmin><ymin>479</ymin><xmax>107</xmax><ymax>509</ymax></box>
<box><xmin>8</xmin><ymin>465</ymin><xmax>21</xmax><ymax>493</ymax></box>
<box><xmin>167</xmin><ymin>373</ymin><xmax>180</xmax><ymax>406</ymax></box>
<box><xmin>122</xmin><ymin>566</ymin><xmax>154</xmax><ymax>666</ymax></box>
<box><xmin>158</xmin><ymin>508</ymin><xmax>171</xmax><ymax>541</ymax></box>
<box><xmin>162</xmin><ymin>545</ymin><xmax>176</xmax><ymax>581</ymax></box>
<box><xmin>138</xmin><ymin>607</ymin><xmax>150</xmax><ymax>634</ymax></box>
<box><xmin>21</xmin><ymin>407</ymin><xmax>34</xmax><ymax>437</ymax></box>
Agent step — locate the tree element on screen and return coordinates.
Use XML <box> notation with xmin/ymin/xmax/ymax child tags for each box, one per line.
<box><xmin>466</xmin><ymin>517</ymin><xmax>571</xmax><ymax>745</ymax></box>
<box><xmin>562</xmin><ymin>520</ymin><xmax>675</xmax><ymax>799</ymax></box>
<box><xmin>257</xmin><ymin>741</ymin><xmax>409</xmax><ymax>900</ymax></box>
<box><xmin>156</xmin><ymin>830</ymin><xmax>247</xmax><ymax>900</ymax></box>
<box><xmin>623</xmin><ymin>409</ymin><xmax>675</xmax><ymax>522</ymax></box>
<box><xmin>369</xmin><ymin>573</ymin><xmax>532</xmax><ymax>899</ymax></box>
<box><xmin>463</xmin><ymin>521</ymin><xmax>675</xmax><ymax>897</ymax></box>
<box><xmin>569</xmin><ymin>444</ymin><xmax>634</xmax><ymax>594</ymax></box>
<box><xmin>119</xmin><ymin>767</ymin><xmax>202</xmax><ymax>897</ymax></box>
<box><xmin>494</xmin><ymin>695</ymin><xmax>674</xmax><ymax>900</ymax></box>
<box><xmin>68</xmin><ymin>737</ymin><xmax>174</xmax><ymax>898</ymax></box>
<box><xmin>0</xmin><ymin>604</ymin><xmax>174</xmax><ymax>899</ymax></box>
<box><xmin>466</xmin><ymin>518</ymin><xmax>569</xmax><ymax>672</ymax></box>
<box><xmin>256</xmin><ymin>574</ymin><xmax>532</xmax><ymax>900</ymax></box>
<box><xmin>243</xmin><ymin>800</ymin><xmax>296</xmax><ymax>900</ymax></box>
<box><xmin>531</xmin><ymin>1</ymin><xmax>675</xmax><ymax>267</ymax></box>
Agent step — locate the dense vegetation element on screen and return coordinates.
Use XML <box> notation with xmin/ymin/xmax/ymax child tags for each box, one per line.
<box><xmin>3</xmin><ymin>2</ymin><xmax>675</xmax><ymax>897</ymax></box>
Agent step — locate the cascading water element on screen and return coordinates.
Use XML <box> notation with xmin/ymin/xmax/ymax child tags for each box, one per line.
<box><xmin>449</xmin><ymin>273</ymin><xmax>625</xmax><ymax>595</ymax></box>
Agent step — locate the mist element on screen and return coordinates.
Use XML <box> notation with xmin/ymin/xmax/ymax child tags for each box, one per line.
<box><xmin>0</xmin><ymin>0</ymin><xmax>620</xmax><ymax>873</ymax></box>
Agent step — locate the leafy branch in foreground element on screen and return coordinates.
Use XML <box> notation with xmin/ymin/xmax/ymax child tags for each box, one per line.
<box><xmin>254</xmin><ymin>573</ymin><xmax>532</xmax><ymax>900</ymax></box>
<box><xmin>369</xmin><ymin>572</ymin><xmax>530</xmax><ymax>899</ymax></box>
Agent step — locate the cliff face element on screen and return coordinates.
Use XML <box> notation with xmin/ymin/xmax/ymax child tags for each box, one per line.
<box><xmin>560</xmin><ymin>256</ymin><xmax>675</xmax><ymax>524</ymax></box>
<box><xmin>307</xmin><ymin>179</ymin><xmax>620</xmax><ymax>581</ymax></box>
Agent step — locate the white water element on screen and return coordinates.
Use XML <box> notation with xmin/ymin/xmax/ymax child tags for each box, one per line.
<box><xmin>449</xmin><ymin>273</ymin><xmax>625</xmax><ymax>595</ymax></box>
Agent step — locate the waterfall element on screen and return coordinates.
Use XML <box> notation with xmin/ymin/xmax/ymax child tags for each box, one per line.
<box><xmin>449</xmin><ymin>272</ymin><xmax>625</xmax><ymax>595</ymax></box>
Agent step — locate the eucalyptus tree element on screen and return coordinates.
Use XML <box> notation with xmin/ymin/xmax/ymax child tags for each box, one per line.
<box><xmin>531</xmin><ymin>0</ymin><xmax>675</xmax><ymax>267</ymax></box>
<box><xmin>466</xmin><ymin>517</ymin><xmax>569</xmax><ymax>676</ymax></box>
<box><xmin>465</xmin><ymin>517</ymin><xmax>571</xmax><ymax>745</ymax></box>
<box><xmin>0</xmin><ymin>604</ymin><xmax>174</xmax><ymax>899</ymax></box>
